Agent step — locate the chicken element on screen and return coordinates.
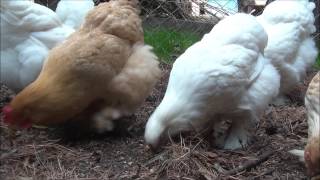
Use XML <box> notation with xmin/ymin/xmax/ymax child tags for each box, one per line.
<box><xmin>55</xmin><ymin>0</ymin><xmax>94</xmax><ymax>29</ymax></box>
<box><xmin>256</xmin><ymin>0</ymin><xmax>318</xmax><ymax>104</ymax></box>
<box><xmin>290</xmin><ymin>72</ymin><xmax>320</xmax><ymax>177</ymax></box>
<box><xmin>0</xmin><ymin>0</ymin><xmax>94</xmax><ymax>92</ymax></box>
<box><xmin>2</xmin><ymin>0</ymin><xmax>161</xmax><ymax>133</ymax></box>
<box><xmin>144</xmin><ymin>13</ymin><xmax>280</xmax><ymax>150</ymax></box>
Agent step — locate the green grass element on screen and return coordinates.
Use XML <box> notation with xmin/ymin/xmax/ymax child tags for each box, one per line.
<box><xmin>144</xmin><ymin>28</ymin><xmax>320</xmax><ymax>68</ymax></box>
<box><xmin>144</xmin><ymin>28</ymin><xmax>201</xmax><ymax>64</ymax></box>
<box><xmin>316</xmin><ymin>54</ymin><xmax>320</xmax><ymax>69</ymax></box>
<box><xmin>315</xmin><ymin>42</ymin><xmax>320</xmax><ymax>69</ymax></box>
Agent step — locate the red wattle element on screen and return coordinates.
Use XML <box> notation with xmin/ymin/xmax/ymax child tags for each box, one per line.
<box><xmin>2</xmin><ymin>105</ymin><xmax>13</xmax><ymax>124</ymax></box>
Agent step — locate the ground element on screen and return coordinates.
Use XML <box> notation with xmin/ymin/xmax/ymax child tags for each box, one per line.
<box><xmin>0</xmin><ymin>65</ymin><xmax>317</xmax><ymax>180</ymax></box>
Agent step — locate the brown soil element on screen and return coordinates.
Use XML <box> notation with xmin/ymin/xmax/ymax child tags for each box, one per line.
<box><xmin>0</xmin><ymin>65</ymin><xmax>317</xmax><ymax>180</ymax></box>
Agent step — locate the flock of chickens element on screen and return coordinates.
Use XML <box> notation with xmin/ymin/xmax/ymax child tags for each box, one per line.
<box><xmin>0</xmin><ymin>0</ymin><xmax>319</xmax><ymax>178</ymax></box>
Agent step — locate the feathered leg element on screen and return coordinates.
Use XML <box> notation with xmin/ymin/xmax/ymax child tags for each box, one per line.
<box><xmin>223</xmin><ymin>111</ymin><xmax>255</xmax><ymax>150</ymax></box>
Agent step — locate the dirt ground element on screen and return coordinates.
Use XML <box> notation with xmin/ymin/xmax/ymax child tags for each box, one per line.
<box><xmin>0</xmin><ymin>64</ymin><xmax>318</xmax><ymax>180</ymax></box>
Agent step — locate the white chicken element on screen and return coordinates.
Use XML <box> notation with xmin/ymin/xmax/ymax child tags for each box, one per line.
<box><xmin>256</xmin><ymin>0</ymin><xmax>318</xmax><ymax>104</ymax></box>
<box><xmin>0</xmin><ymin>0</ymin><xmax>94</xmax><ymax>92</ymax></box>
<box><xmin>145</xmin><ymin>13</ymin><xmax>280</xmax><ymax>150</ymax></box>
<box><xmin>55</xmin><ymin>0</ymin><xmax>94</xmax><ymax>29</ymax></box>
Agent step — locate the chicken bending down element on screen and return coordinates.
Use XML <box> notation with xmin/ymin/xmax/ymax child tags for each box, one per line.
<box><xmin>145</xmin><ymin>13</ymin><xmax>280</xmax><ymax>150</ymax></box>
<box><xmin>289</xmin><ymin>72</ymin><xmax>320</xmax><ymax>178</ymax></box>
<box><xmin>256</xmin><ymin>0</ymin><xmax>318</xmax><ymax>105</ymax></box>
<box><xmin>2</xmin><ymin>0</ymin><xmax>161</xmax><ymax>134</ymax></box>
<box><xmin>0</xmin><ymin>0</ymin><xmax>94</xmax><ymax>92</ymax></box>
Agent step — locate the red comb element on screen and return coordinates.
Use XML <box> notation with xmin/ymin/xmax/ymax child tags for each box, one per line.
<box><xmin>2</xmin><ymin>105</ymin><xmax>13</xmax><ymax>124</ymax></box>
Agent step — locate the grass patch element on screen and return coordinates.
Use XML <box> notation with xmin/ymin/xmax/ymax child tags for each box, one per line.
<box><xmin>315</xmin><ymin>41</ymin><xmax>320</xmax><ymax>69</ymax></box>
<box><xmin>144</xmin><ymin>28</ymin><xmax>201</xmax><ymax>64</ymax></box>
<box><xmin>316</xmin><ymin>54</ymin><xmax>320</xmax><ymax>69</ymax></box>
<box><xmin>144</xmin><ymin>28</ymin><xmax>320</xmax><ymax>68</ymax></box>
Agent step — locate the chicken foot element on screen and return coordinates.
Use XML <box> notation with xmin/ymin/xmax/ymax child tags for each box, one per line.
<box><xmin>223</xmin><ymin>111</ymin><xmax>255</xmax><ymax>150</ymax></box>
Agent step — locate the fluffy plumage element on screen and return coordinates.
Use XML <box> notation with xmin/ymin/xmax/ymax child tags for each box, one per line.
<box><xmin>0</xmin><ymin>0</ymin><xmax>94</xmax><ymax>92</ymax></box>
<box><xmin>290</xmin><ymin>72</ymin><xmax>320</xmax><ymax>177</ymax></box>
<box><xmin>144</xmin><ymin>13</ymin><xmax>280</xmax><ymax>150</ymax></box>
<box><xmin>256</xmin><ymin>0</ymin><xmax>318</xmax><ymax>98</ymax></box>
<box><xmin>55</xmin><ymin>0</ymin><xmax>94</xmax><ymax>29</ymax></box>
<box><xmin>3</xmin><ymin>0</ymin><xmax>161</xmax><ymax>134</ymax></box>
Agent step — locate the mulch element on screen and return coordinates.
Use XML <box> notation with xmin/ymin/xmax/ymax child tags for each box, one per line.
<box><xmin>0</xmin><ymin>65</ymin><xmax>317</xmax><ymax>180</ymax></box>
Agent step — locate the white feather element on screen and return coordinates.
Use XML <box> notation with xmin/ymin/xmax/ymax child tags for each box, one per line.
<box><xmin>55</xmin><ymin>0</ymin><xmax>94</xmax><ymax>29</ymax></box>
<box><xmin>256</xmin><ymin>0</ymin><xmax>318</xmax><ymax>95</ymax></box>
<box><xmin>0</xmin><ymin>0</ymin><xmax>94</xmax><ymax>92</ymax></box>
<box><xmin>289</xmin><ymin>149</ymin><xmax>305</xmax><ymax>162</ymax></box>
<box><xmin>145</xmin><ymin>14</ymin><xmax>280</xmax><ymax>149</ymax></box>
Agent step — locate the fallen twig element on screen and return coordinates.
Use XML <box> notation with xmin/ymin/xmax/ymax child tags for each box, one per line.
<box><xmin>143</xmin><ymin>151</ymin><xmax>168</xmax><ymax>167</ymax></box>
<box><xmin>0</xmin><ymin>149</ymin><xmax>17</xmax><ymax>160</ymax></box>
<box><xmin>213</xmin><ymin>163</ymin><xmax>228</xmax><ymax>174</ymax></box>
<box><xmin>225</xmin><ymin>150</ymin><xmax>274</xmax><ymax>175</ymax></box>
<box><xmin>249</xmin><ymin>168</ymin><xmax>275</xmax><ymax>180</ymax></box>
